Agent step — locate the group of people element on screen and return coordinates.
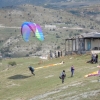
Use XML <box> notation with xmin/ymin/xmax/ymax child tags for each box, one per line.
<box><xmin>91</xmin><ymin>53</ymin><xmax>98</xmax><ymax>63</ymax></box>
<box><xmin>28</xmin><ymin>65</ymin><xmax>75</xmax><ymax>84</ymax></box>
<box><xmin>28</xmin><ymin>53</ymin><xmax>100</xmax><ymax>84</ymax></box>
<box><xmin>59</xmin><ymin>66</ymin><xmax>75</xmax><ymax>83</ymax></box>
<box><xmin>87</xmin><ymin>53</ymin><xmax>98</xmax><ymax>64</ymax></box>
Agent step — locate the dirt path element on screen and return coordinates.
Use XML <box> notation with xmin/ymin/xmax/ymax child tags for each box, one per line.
<box><xmin>0</xmin><ymin>25</ymin><xmax>20</xmax><ymax>29</ymax></box>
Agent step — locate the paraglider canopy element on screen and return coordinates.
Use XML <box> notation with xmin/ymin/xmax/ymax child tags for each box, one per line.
<box><xmin>21</xmin><ymin>22</ymin><xmax>44</xmax><ymax>42</ymax></box>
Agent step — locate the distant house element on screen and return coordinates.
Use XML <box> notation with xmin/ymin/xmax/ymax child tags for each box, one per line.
<box><xmin>45</xmin><ymin>25</ymin><xmax>56</xmax><ymax>30</ymax></box>
<box><xmin>65</xmin><ymin>32</ymin><xmax>100</xmax><ymax>55</ymax></box>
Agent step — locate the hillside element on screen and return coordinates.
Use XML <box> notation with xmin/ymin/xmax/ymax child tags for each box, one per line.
<box><xmin>0</xmin><ymin>54</ymin><xmax>100</xmax><ymax>100</ymax></box>
<box><xmin>67</xmin><ymin>4</ymin><xmax>100</xmax><ymax>22</ymax></box>
<box><xmin>0</xmin><ymin>4</ymin><xmax>100</xmax><ymax>57</ymax></box>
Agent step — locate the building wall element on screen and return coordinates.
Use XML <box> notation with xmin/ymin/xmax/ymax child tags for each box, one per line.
<box><xmin>66</xmin><ymin>38</ymin><xmax>100</xmax><ymax>54</ymax></box>
<box><xmin>73</xmin><ymin>38</ymin><xmax>84</xmax><ymax>51</ymax></box>
<box><xmin>91</xmin><ymin>39</ymin><xmax>100</xmax><ymax>49</ymax></box>
<box><xmin>85</xmin><ymin>39</ymin><xmax>100</xmax><ymax>50</ymax></box>
<box><xmin>85</xmin><ymin>39</ymin><xmax>90</xmax><ymax>50</ymax></box>
<box><xmin>72</xmin><ymin>40</ymin><xmax>76</xmax><ymax>51</ymax></box>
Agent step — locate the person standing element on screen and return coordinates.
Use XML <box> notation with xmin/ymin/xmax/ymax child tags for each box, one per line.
<box><xmin>95</xmin><ymin>54</ymin><xmax>98</xmax><ymax>63</ymax></box>
<box><xmin>59</xmin><ymin>70</ymin><xmax>66</xmax><ymax>83</ymax></box>
<box><xmin>71</xmin><ymin>66</ymin><xmax>75</xmax><ymax>77</ymax></box>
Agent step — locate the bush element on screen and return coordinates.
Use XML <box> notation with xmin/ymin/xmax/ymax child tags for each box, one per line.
<box><xmin>26</xmin><ymin>54</ymin><xmax>29</xmax><ymax>57</ymax></box>
<box><xmin>8</xmin><ymin>61</ymin><xmax>16</xmax><ymax>66</ymax></box>
<box><xmin>57</xmin><ymin>46</ymin><xmax>60</xmax><ymax>49</ymax></box>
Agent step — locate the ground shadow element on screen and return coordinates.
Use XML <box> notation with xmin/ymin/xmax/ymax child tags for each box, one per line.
<box><xmin>8</xmin><ymin>74</ymin><xmax>32</xmax><ymax>80</ymax></box>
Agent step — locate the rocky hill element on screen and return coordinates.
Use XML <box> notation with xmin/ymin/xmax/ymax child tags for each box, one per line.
<box><xmin>0</xmin><ymin>2</ymin><xmax>100</xmax><ymax>58</ymax></box>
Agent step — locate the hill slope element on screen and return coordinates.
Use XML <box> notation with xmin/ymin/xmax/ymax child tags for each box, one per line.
<box><xmin>0</xmin><ymin>54</ymin><xmax>100</xmax><ymax>100</ymax></box>
<box><xmin>0</xmin><ymin>4</ymin><xmax>100</xmax><ymax>57</ymax></box>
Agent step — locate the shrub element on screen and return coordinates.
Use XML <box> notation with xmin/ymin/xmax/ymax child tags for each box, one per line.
<box><xmin>8</xmin><ymin>61</ymin><xmax>16</xmax><ymax>66</ymax></box>
<box><xmin>26</xmin><ymin>54</ymin><xmax>29</xmax><ymax>57</ymax></box>
<box><xmin>57</xmin><ymin>46</ymin><xmax>60</xmax><ymax>49</ymax></box>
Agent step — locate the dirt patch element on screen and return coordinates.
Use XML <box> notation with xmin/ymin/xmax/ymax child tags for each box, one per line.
<box><xmin>30</xmin><ymin>80</ymin><xmax>100</xmax><ymax>100</ymax></box>
<box><xmin>45</xmin><ymin>75</ymin><xmax>54</xmax><ymax>78</ymax></box>
<box><xmin>30</xmin><ymin>82</ymin><xmax>82</xmax><ymax>100</ymax></box>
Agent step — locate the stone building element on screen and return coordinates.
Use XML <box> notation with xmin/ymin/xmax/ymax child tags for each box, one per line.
<box><xmin>65</xmin><ymin>32</ymin><xmax>100</xmax><ymax>55</ymax></box>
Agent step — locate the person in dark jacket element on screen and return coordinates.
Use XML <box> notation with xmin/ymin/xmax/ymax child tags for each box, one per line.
<box><xmin>59</xmin><ymin>70</ymin><xmax>66</xmax><ymax>83</ymax></box>
<box><xmin>95</xmin><ymin>54</ymin><xmax>98</xmax><ymax>63</ymax></box>
<box><xmin>28</xmin><ymin>66</ymin><xmax>35</xmax><ymax>75</ymax></box>
<box><xmin>71</xmin><ymin>66</ymin><xmax>75</xmax><ymax>77</ymax></box>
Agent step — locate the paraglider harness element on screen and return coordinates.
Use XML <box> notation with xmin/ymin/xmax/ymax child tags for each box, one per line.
<box><xmin>59</xmin><ymin>73</ymin><xmax>66</xmax><ymax>79</ymax></box>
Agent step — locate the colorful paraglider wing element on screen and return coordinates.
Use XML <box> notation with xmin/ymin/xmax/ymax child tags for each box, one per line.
<box><xmin>21</xmin><ymin>22</ymin><xmax>36</xmax><ymax>42</ymax></box>
<box><xmin>35</xmin><ymin>24</ymin><xmax>44</xmax><ymax>41</ymax></box>
<box><xmin>85</xmin><ymin>71</ymin><xmax>99</xmax><ymax>77</ymax></box>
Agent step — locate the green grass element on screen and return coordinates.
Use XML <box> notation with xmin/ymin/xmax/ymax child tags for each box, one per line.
<box><xmin>0</xmin><ymin>54</ymin><xmax>100</xmax><ymax>100</ymax></box>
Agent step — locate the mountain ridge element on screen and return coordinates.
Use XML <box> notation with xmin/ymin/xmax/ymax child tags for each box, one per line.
<box><xmin>0</xmin><ymin>0</ymin><xmax>100</xmax><ymax>8</ymax></box>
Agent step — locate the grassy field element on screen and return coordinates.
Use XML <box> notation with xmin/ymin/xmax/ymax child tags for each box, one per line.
<box><xmin>0</xmin><ymin>54</ymin><xmax>100</xmax><ymax>100</ymax></box>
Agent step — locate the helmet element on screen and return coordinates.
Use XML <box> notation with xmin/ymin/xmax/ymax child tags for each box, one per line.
<box><xmin>63</xmin><ymin>70</ymin><xmax>65</xmax><ymax>72</ymax></box>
